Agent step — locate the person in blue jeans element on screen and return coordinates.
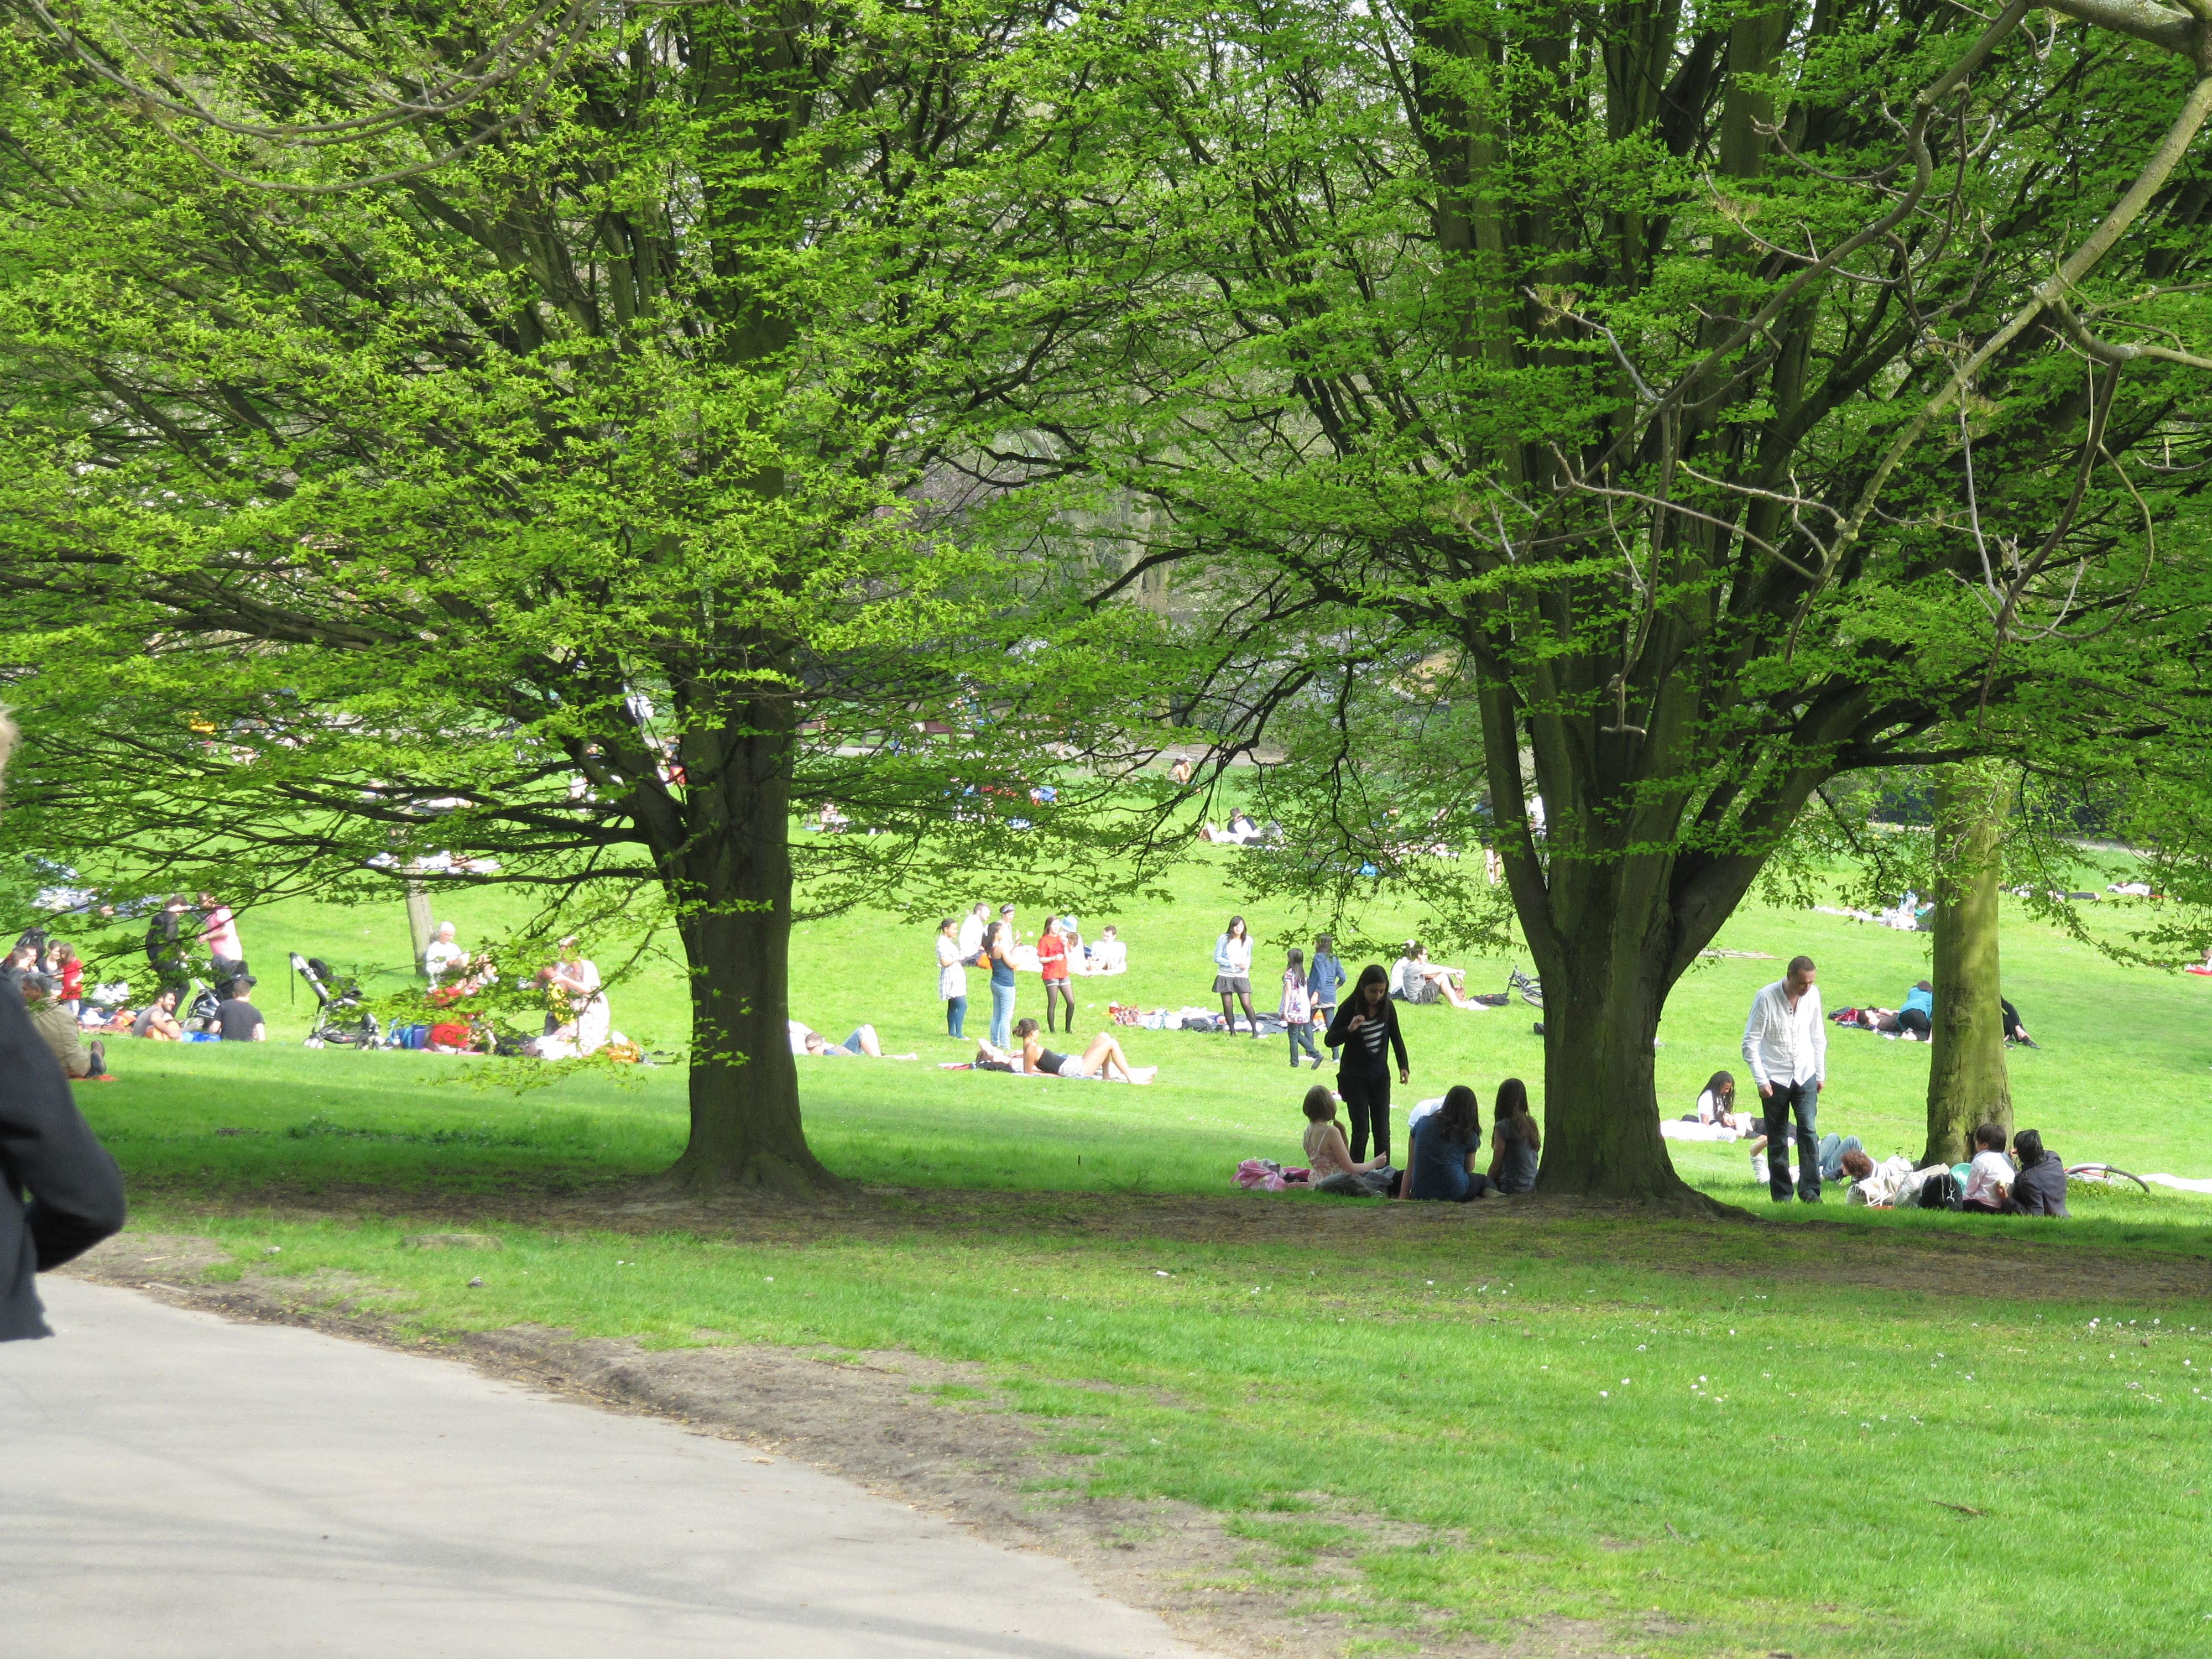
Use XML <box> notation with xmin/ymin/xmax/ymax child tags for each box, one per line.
<box><xmin>1742</xmin><ymin>956</ymin><xmax>1827</xmax><ymax>1202</ymax></box>
<box><xmin>1405</xmin><ymin>1084</ymin><xmax>1494</xmax><ymax>1202</ymax></box>
<box><xmin>1308</xmin><ymin>934</ymin><xmax>1345</xmax><ymax>1060</ymax></box>
<box><xmin>988</xmin><ymin>913</ymin><xmax>1019</xmax><ymax>1049</ymax></box>
<box><xmin>1816</xmin><ymin>1132</ymin><xmax>1865</xmax><ymax>1183</ymax></box>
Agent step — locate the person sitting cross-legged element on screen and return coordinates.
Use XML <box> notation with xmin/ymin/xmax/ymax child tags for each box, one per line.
<box><xmin>132</xmin><ymin>988</ymin><xmax>184</xmax><ymax>1042</ymax></box>
<box><xmin>1014</xmin><ymin>1018</ymin><xmax>1155</xmax><ymax>1083</ymax></box>
<box><xmin>22</xmin><ymin>974</ymin><xmax>110</xmax><ymax>1081</ymax></box>
<box><xmin>1404</xmin><ymin>1083</ymin><xmax>1495</xmax><ymax>1202</ymax></box>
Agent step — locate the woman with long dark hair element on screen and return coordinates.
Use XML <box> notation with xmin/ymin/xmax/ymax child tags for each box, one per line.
<box><xmin>1488</xmin><ymin>1078</ymin><xmax>1540</xmax><ymax>1194</ymax></box>
<box><xmin>1213</xmin><ymin>914</ymin><xmax>1259</xmax><ymax>1036</ymax></box>
<box><xmin>1406</xmin><ymin>1083</ymin><xmax>1492</xmax><ymax>1201</ymax></box>
<box><xmin>1323</xmin><ymin>964</ymin><xmax>1410</xmax><ymax>1163</ymax></box>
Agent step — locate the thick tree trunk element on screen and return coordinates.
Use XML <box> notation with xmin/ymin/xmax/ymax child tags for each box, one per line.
<box><xmin>1525</xmin><ymin>854</ymin><xmax>1724</xmax><ymax>1211</ymax></box>
<box><xmin>1924</xmin><ymin>763</ymin><xmax>2012</xmax><ymax>1164</ymax></box>
<box><xmin>664</xmin><ymin>692</ymin><xmax>836</xmax><ymax>1196</ymax></box>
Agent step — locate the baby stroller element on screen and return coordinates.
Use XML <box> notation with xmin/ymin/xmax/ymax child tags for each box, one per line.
<box><xmin>291</xmin><ymin>952</ymin><xmax>379</xmax><ymax>1047</ymax></box>
<box><xmin>180</xmin><ymin>979</ymin><xmax>223</xmax><ymax>1036</ymax></box>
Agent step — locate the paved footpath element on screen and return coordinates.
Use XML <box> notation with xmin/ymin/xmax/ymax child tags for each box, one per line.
<box><xmin>1</xmin><ymin>1277</ymin><xmax>1208</xmax><ymax>1659</ymax></box>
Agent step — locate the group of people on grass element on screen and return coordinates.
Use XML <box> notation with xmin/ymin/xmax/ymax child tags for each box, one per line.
<box><xmin>935</xmin><ymin>902</ymin><xmax>1128</xmax><ymax>1050</ymax></box>
<box><xmin>1299</xmin><ymin>1077</ymin><xmax>1541</xmax><ymax>1202</ymax></box>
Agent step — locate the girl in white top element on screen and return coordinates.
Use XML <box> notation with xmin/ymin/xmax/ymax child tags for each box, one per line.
<box><xmin>935</xmin><ymin>916</ymin><xmax>969</xmax><ymax>1039</ymax></box>
<box><xmin>544</xmin><ymin>940</ymin><xmax>609</xmax><ymax>1054</ymax></box>
<box><xmin>1212</xmin><ymin>915</ymin><xmax>1259</xmax><ymax>1036</ymax></box>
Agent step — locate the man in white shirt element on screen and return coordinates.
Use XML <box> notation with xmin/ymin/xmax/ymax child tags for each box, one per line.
<box><xmin>1742</xmin><ymin>954</ymin><xmax>1828</xmax><ymax>1202</ymax></box>
<box><xmin>956</xmin><ymin>901</ymin><xmax>989</xmax><ymax>967</ymax></box>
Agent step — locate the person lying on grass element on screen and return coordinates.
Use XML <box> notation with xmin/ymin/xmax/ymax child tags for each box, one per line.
<box><xmin>1402</xmin><ymin>1083</ymin><xmax>1495</xmax><ymax>1202</ymax></box>
<box><xmin>1839</xmin><ymin>1149</ymin><xmax>1942</xmax><ymax>1207</ymax></box>
<box><xmin>1014</xmin><ymin>1018</ymin><xmax>1156</xmax><ymax>1083</ymax></box>
<box><xmin>1300</xmin><ymin>1084</ymin><xmax>1391</xmax><ymax>1194</ymax></box>
<box><xmin>787</xmin><ymin>1020</ymin><xmax>917</xmax><ymax>1060</ymax></box>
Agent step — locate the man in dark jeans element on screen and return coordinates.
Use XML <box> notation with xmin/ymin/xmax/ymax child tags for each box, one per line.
<box><xmin>1741</xmin><ymin>955</ymin><xmax>1829</xmax><ymax>1202</ymax></box>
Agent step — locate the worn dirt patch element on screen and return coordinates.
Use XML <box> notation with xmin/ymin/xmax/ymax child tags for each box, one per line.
<box><xmin>64</xmin><ymin>1231</ymin><xmax>1626</xmax><ymax>1659</ymax></box>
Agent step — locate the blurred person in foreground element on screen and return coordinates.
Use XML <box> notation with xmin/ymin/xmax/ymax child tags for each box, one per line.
<box><xmin>0</xmin><ymin>709</ymin><xmax>128</xmax><ymax>1340</ymax></box>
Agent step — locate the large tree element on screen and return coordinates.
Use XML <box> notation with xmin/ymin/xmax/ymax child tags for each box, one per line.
<box><xmin>0</xmin><ymin>0</ymin><xmax>1164</xmax><ymax>1191</ymax></box>
<box><xmin>1030</xmin><ymin>0</ymin><xmax>2212</xmax><ymax>1200</ymax></box>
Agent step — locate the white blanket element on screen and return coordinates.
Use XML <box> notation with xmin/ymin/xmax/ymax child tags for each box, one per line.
<box><xmin>2143</xmin><ymin>1173</ymin><xmax>2212</xmax><ymax>1196</ymax></box>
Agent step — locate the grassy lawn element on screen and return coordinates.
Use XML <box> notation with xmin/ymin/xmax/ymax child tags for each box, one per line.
<box><xmin>64</xmin><ymin>852</ymin><xmax>2212</xmax><ymax>1657</ymax></box>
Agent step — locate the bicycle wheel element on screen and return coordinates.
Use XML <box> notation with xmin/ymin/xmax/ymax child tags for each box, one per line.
<box><xmin>2066</xmin><ymin>1163</ymin><xmax>2152</xmax><ymax>1194</ymax></box>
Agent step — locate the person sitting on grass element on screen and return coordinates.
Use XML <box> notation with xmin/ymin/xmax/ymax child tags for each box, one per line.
<box><xmin>21</xmin><ymin>974</ymin><xmax>110</xmax><ymax>1081</ymax></box>
<box><xmin>1488</xmin><ymin>1078</ymin><xmax>1540</xmax><ymax>1193</ymax></box>
<box><xmin>1397</xmin><ymin>943</ymin><xmax>1475</xmax><ymax>1008</ymax></box>
<box><xmin>1895</xmin><ymin>980</ymin><xmax>1933</xmax><ymax>1040</ymax></box>
<box><xmin>1961</xmin><ymin>1121</ymin><xmax>2015</xmax><ymax>1214</ymax></box>
<box><xmin>1084</xmin><ymin>924</ymin><xmax>1128</xmax><ymax>975</ymax></box>
<box><xmin>1014</xmin><ymin>1017</ymin><xmax>1156</xmax><ymax>1083</ymax></box>
<box><xmin>2000</xmin><ymin>997</ymin><xmax>2038</xmax><ymax>1048</ymax></box>
<box><xmin>131</xmin><ymin>987</ymin><xmax>183</xmax><ymax>1041</ymax></box>
<box><xmin>213</xmin><ymin>977</ymin><xmax>267</xmax><ymax>1042</ymax></box>
<box><xmin>1404</xmin><ymin>1083</ymin><xmax>1494</xmax><ymax>1202</ymax></box>
<box><xmin>2006</xmin><ymin>1128</ymin><xmax>2069</xmax><ymax>1217</ymax></box>
<box><xmin>1300</xmin><ymin>1084</ymin><xmax>1390</xmax><ymax>1194</ymax></box>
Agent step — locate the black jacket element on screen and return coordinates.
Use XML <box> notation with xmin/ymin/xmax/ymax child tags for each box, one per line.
<box><xmin>1</xmin><ymin>982</ymin><xmax>127</xmax><ymax>1339</ymax></box>
<box><xmin>1324</xmin><ymin>994</ymin><xmax>1409</xmax><ymax>1077</ymax></box>
<box><xmin>2009</xmin><ymin>1149</ymin><xmax>2069</xmax><ymax>1218</ymax></box>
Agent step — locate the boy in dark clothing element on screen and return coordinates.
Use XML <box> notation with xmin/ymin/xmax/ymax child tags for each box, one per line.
<box><xmin>2007</xmin><ymin>1128</ymin><xmax>2069</xmax><ymax>1217</ymax></box>
<box><xmin>214</xmin><ymin>977</ymin><xmax>267</xmax><ymax>1042</ymax></box>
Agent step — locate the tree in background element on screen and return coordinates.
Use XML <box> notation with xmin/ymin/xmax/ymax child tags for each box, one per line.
<box><xmin>0</xmin><ymin>0</ymin><xmax>1166</xmax><ymax>1192</ymax></box>
<box><xmin>1035</xmin><ymin>0</ymin><xmax>2212</xmax><ymax>1201</ymax></box>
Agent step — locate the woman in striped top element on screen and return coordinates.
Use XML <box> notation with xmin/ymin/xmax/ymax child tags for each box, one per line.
<box><xmin>1323</xmin><ymin>964</ymin><xmax>1411</xmax><ymax>1164</ymax></box>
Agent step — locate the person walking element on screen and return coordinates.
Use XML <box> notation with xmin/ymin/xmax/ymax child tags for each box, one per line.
<box><xmin>1281</xmin><ymin>947</ymin><xmax>1321</xmax><ymax>1068</ymax></box>
<box><xmin>1213</xmin><ymin>915</ymin><xmax>1259</xmax><ymax>1036</ymax></box>
<box><xmin>935</xmin><ymin>916</ymin><xmax>969</xmax><ymax>1039</ymax></box>
<box><xmin>1743</xmin><ymin>954</ymin><xmax>1828</xmax><ymax>1202</ymax></box>
<box><xmin>1324</xmin><ymin>964</ymin><xmax>1411</xmax><ymax>1165</ymax></box>
<box><xmin>987</xmin><ymin>907</ymin><xmax>1019</xmax><ymax>1049</ymax></box>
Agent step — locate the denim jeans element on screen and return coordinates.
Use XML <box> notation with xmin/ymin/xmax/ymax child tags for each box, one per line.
<box><xmin>946</xmin><ymin>994</ymin><xmax>967</xmax><ymax>1040</ymax></box>
<box><xmin>1765</xmin><ymin>1078</ymin><xmax>1822</xmax><ymax>1201</ymax></box>
<box><xmin>1817</xmin><ymin>1132</ymin><xmax>1863</xmax><ymax>1183</ymax></box>
<box><xmin>990</xmin><ymin>980</ymin><xmax>1016</xmax><ymax>1048</ymax></box>
<box><xmin>1288</xmin><ymin>1022</ymin><xmax>1319</xmax><ymax>1065</ymax></box>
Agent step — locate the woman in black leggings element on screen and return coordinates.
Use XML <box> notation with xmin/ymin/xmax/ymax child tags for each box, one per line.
<box><xmin>1323</xmin><ymin>964</ymin><xmax>1411</xmax><ymax>1164</ymax></box>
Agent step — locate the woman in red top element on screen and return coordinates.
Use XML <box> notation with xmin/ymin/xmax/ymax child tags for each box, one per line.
<box><xmin>1037</xmin><ymin>917</ymin><xmax>1075</xmax><ymax>1035</ymax></box>
<box><xmin>52</xmin><ymin>942</ymin><xmax>84</xmax><ymax>1014</ymax></box>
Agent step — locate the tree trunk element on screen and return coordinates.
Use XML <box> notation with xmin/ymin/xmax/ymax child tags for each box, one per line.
<box><xmin>404</xmin><ymin>879</ymin><xmax>435</xmax><ymax>978</ymax></box>
<box><xmin>1923</xmin><ymin>763</ymin><xmax>2012</xmax><ymax>1164</ymax></box>
<box><xmin>664</xmin><ymin>691</ymin><xmax>836</xmax><ymax>1196</ymax></box>
<box><xmin>1526</xmin><ymin>858</ymin><xmax>1724</xmax><ymax>1211</ymax></box>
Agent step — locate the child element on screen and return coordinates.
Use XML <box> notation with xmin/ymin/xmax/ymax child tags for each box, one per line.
<box><xmin>1308</xmin><ymin>934</ymin><xmax>1345</xmax><ymax>1060</ymax></box>
<box><xmin>1301</xmin><ymin>1084</ymin><xmax>1389</xmax><ymax>1194</ymax></box>
<box><xmin>1282</xmin><ymin>948</ymin><xmax>1321</xmax><ymax>1069</ymax></box>
<box><xmin>1960</xmin><ymin>1121</ymin><xmax>2015</xmax><ymax>1214</ymax></box>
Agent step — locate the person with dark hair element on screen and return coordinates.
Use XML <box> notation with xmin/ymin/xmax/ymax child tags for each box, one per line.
<box><xmin>1281</xmin><ymin>947</ymin><xmax>1321</xmax><ymax>1068</ymax></box>
<box><xmin>213</xmin><ymin>977</ymin><xmax>266</xmax><ymax>1042</ymax></box>
<box><xmin>1896</xmin><ymin>980</ymin><xmax>1933</xmax><ymax>1040</ymax></box>
<box><xmin>1742</xmin><ymin>954</ymin><xmax>1827</xmax><ymax>1202</ymax></box>
<box><xmin>1037</xmin><ymin>916</ymin><xmax>1075</xmax><ymax>1035</ymax></box>
<box><xmin>131</xmin><ymin>987</ymin><xmax>183</xmax><ymax>1042</ymax></box>
<box><xmin>1324</xmin><ymin>964</ymin><xmax>1411</xmax><ymax>1164</ymax></box>
<box><xmin>987</xmin><ymin>909</ymin><xmax>1019</xmax><ymax>1049</ymax></box>
<box><xmin>144</xmin><ymin>894</ymin><xmax>195</xmax><ymax>991</ymax></box>
<box><xmin>1406</xmin><ymin>1084</ymin><xmax>1493</xmax><ymax>1202</ymax></box>
<box><xmin>2007</xmin><ymin>1128</ymin><xmax>2069</xmax><ymax>1216</ymax></box>
<box><xmin>1488</xmin><ymin>1078</ymin><xmax>1540</xmax><ymax>1193</ymax></box>
<box><xmin>1213</xmin><ymin>915</ymin><xmax>1259</xmax><ymax>1036</ymax></box>
<box><xmin>1961</xmin><ymin>1122</ymin><xmax>2015</xmax><ymax>1214</ymax></box>
<box><xmin>1015</xmin><ymin>1016</ymin><xmax>1155</xmax><ymax>1083</ymax></box>
<box><xmin>1840</xmin><ymin>1148</ymin><xmax>1950</xmax><ymax>1208</ymax></box>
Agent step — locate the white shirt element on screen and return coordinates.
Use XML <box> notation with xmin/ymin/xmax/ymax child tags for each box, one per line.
<box><xmin>1848</xmin><ymin>1155</ymin><xmax>1939</xmax><ymax>1208</ymax></box>
<box><xmin>1214</xmin><ymin>933</ymin><xmax>1253</xmax><ymax>975</ymax></box>
<box><xmin>787</xmin><ymin>1019</ymin><xmax>816</xmax><ymax>1055</ymax></box>
<box><xmin>424</xmin><ymin>939</ymin><xmax>466</xmax><ymax>981</ymax></box>
<box><xmin>1091</xmin><ymin>938</ymin><xmax>1127</xmax><ymax>974</ymax></box>
<box><xmin>957</xmin><ymin>914</ymin><xmax>985</xmax><ymax>959</ymax></box>
<box><xmin>1964</xmin><ymin>1149</ymin><xmax>2015</xmax><ymax>1207</ymax></box>
<box><xmin>1742</xmin><ymin>978</ymin><xmax>1825</xmax><ymax>1088</ymax></box>
<box><xmin>935</xmin><ymin>933</ymin><xmax>967</xmax><ymax>1000</ymax></box>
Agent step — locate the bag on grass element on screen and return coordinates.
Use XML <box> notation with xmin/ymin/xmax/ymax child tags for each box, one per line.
<box><xmin>1917</xmin><ymin>1171</ymin><xmax>1963</xmax><ymax>1211</ymax></box>
<box><xmin>1234</xmin><ymin>1158</ymin><xmax>1288</xmax><ymax>1192</ymax></box>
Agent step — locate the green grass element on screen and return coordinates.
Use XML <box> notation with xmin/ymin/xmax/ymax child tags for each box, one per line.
<box><xmin>66</xmin><ymin>852</ymin><xmax>2212</xmax><ymax>1656</ymax></box>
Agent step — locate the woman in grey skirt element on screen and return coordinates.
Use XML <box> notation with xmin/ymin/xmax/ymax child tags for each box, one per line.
<box><xmin>1212</xmin><ymin>914</ymin><xmax>1259</xmax><ymax>1036</ymax></box>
